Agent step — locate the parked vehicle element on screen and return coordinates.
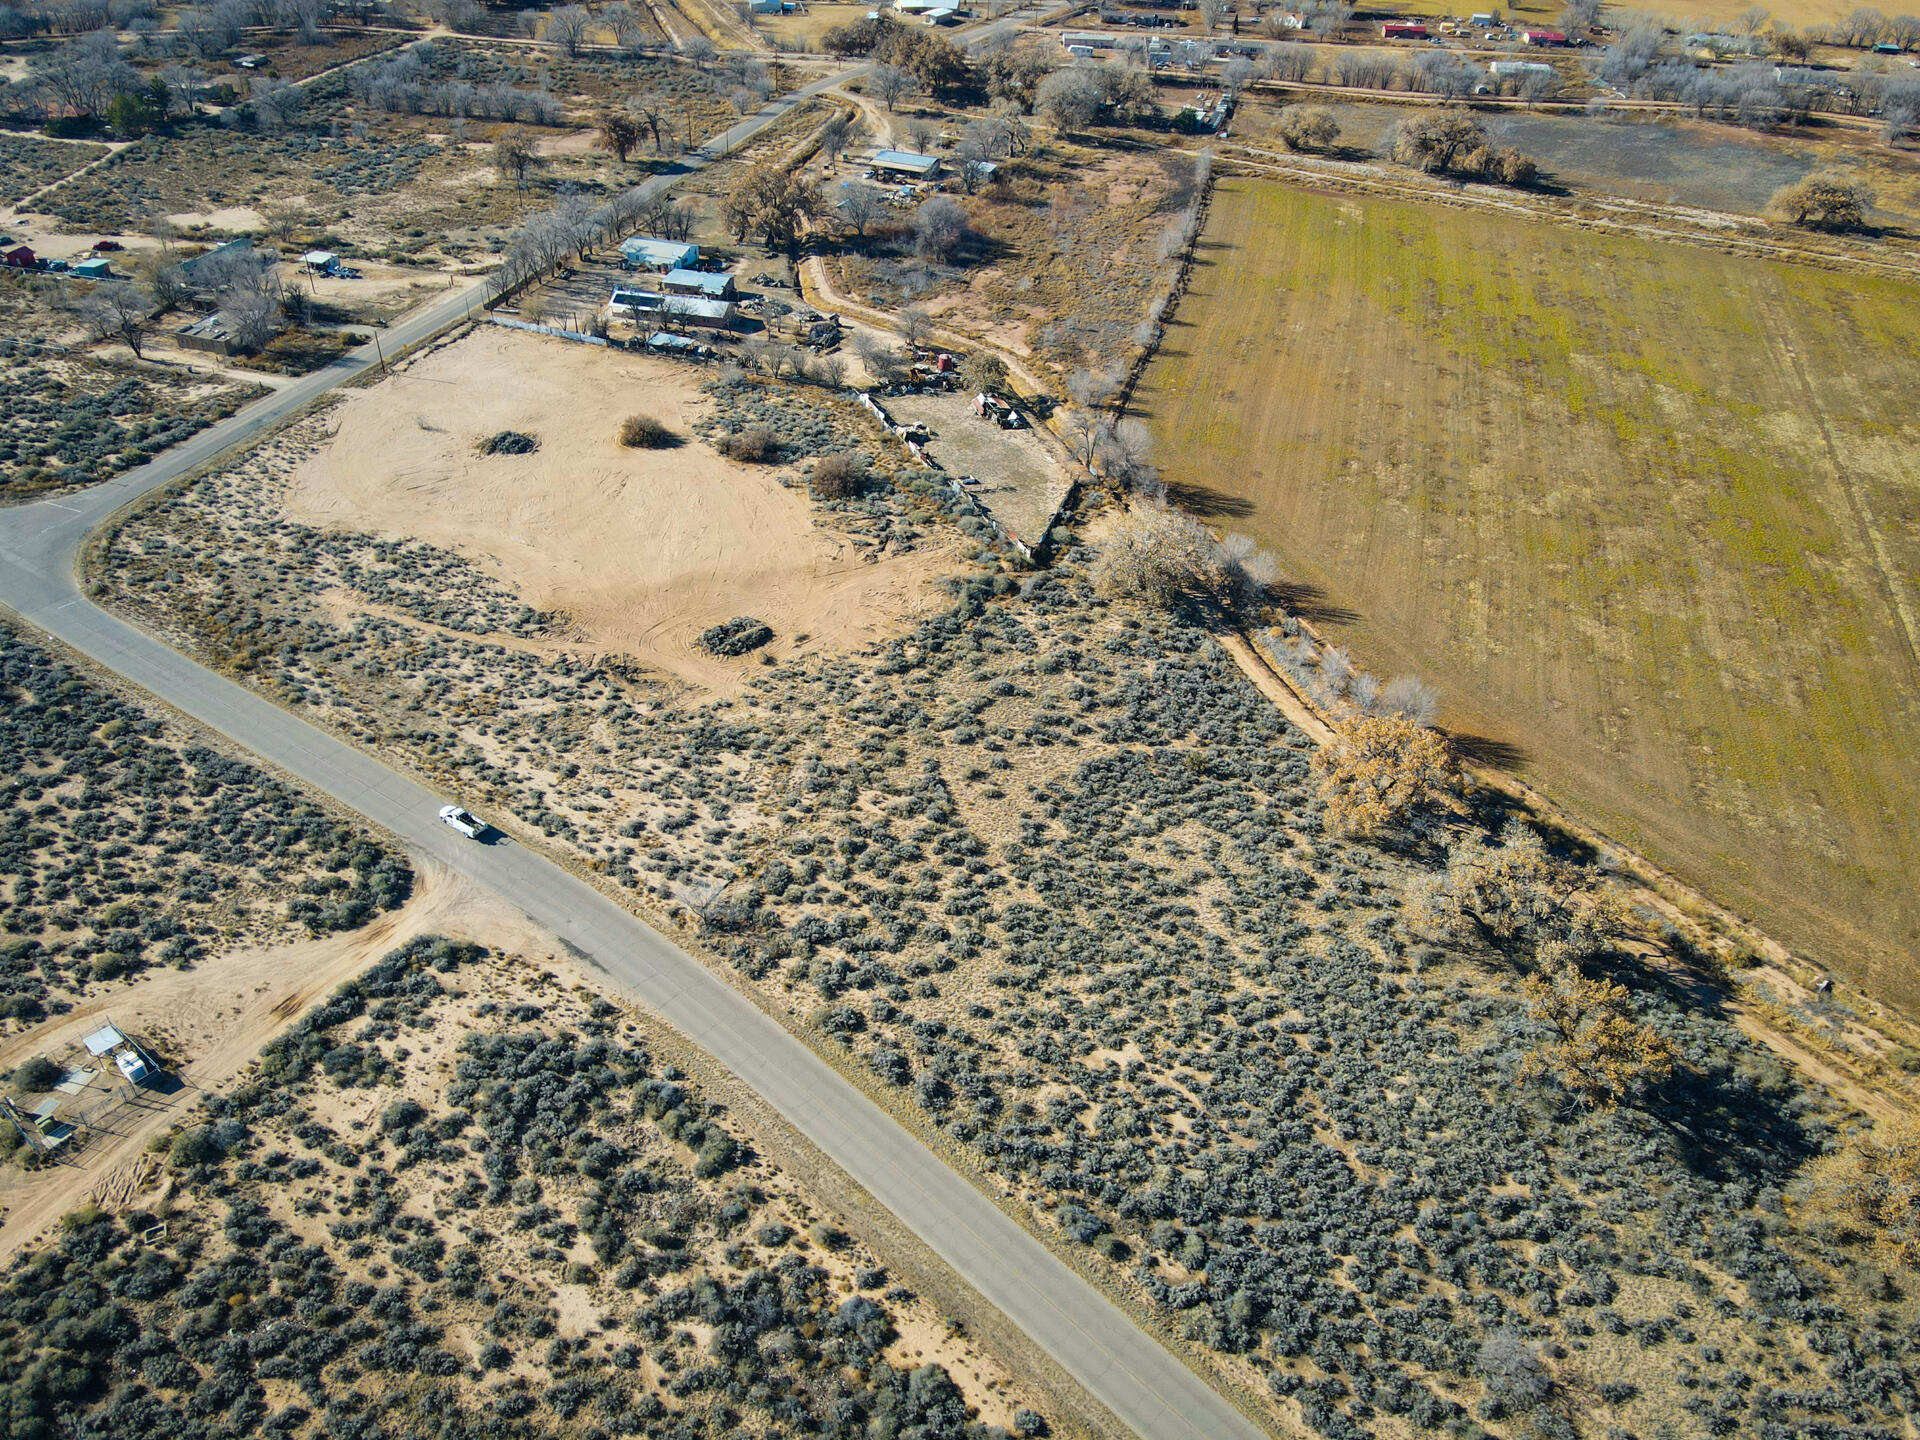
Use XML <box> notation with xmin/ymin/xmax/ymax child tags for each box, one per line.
<box><xmin>438</xmin><ymin>804</ymin><xmax>486</xmax><ymax>838</ymax></box>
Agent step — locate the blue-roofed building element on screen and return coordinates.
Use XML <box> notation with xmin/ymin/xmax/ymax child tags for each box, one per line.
<box><xmin>871</xmin><ymin>149</ymin><xmax>941</xmax><ymax>180</ymax></box>
<box><xmin>619</xmin><ymin>236</ymin><xmax>700</xmax><ymax>272</ymax></box>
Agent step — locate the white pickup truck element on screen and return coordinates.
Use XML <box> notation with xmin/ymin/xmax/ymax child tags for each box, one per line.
<box><xmin>438</xmin><ymin>804</ymin><xmax>486</xmax><ymax>839</ymax></box>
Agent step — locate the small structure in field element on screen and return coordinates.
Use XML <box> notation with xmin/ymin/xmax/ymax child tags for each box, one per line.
<box><xmin>3</xmin><ymin>244</ymin><xmax>35</xmax><ymax>269</ymax></box>
<box><xmin>70</xmin><ymin>256</ymin><xmax>112</xmax><ymax>279</ymax></box>
<box><xmin>1488</xmin><ymin>59</ymin><xmax>1556</xmax><ymax>77</ymax></box>
<box><xmin>871</xmin><ymin>150</ymin><xmax>942</xmax><ymax>181</ymax></box>
<box><xmin>663</xmin><ymin>267</ymin><xmax>737</xmax><ymax>300</ymax></box>
<box><xmin>620</xmin><ymin>236</ymin><xmax>700</xmax><ymax>271</ymax></box>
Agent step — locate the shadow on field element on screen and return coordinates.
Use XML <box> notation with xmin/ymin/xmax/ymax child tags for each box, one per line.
<box><xmin>1267</xmin><ymin>578</ymin><xmax>1358</xmax><ymax>625</ymax></box>
<box><xmin>1164</xmin><ymin>479</ymin><xmax>1255</xmax><ymax>519</ymax></box>
<box><xmin>1450</xmin><ymin>731</ymin><xmax>1529</xmax><ymax>768</ymax></box>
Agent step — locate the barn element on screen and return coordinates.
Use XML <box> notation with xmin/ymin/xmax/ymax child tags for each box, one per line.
<box><xmin>871</xmin><ymin>149</ymin><xmax>941</xmax><ymax>180</ymax></box>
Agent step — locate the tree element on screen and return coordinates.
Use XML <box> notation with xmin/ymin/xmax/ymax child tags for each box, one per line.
<box><xmin>913</xmin><ymin>194</ymin><xmax>969</xmax><ymax>260</ymax></box>
<box><xmin>1803</xmin><ymin>1119</ymin><xmax>1920</xmax><ymax>1272</ymax></box>
<box><xmin>12</xmin><ymin>1056</ymin><xmax>60</xmax><ymax>1091</ymax></box>
<box><xmin>838</xmin><ymin>183</ymin><xmax>886</xmax><ymax>238</ymax></box>
<box><xmin>1313</xmin><ymin>713</ymin><xmax>1466</xmax><ymax>841</ymax></box>
<box><xmin>724</xmin><ymin>163</ymin><xmax>823</xmax><ymax>256</ymax></box>
<box><xmin>596</xmin><ymin>110</ymin><xmax>642</xmax><ymax>163</ymax></box>
<box><xmin>1386</xmin><ymin>108</ymin><xmax>1488</xmax><ymax>173</ymax></box>
<box><xmin>219</xmin><ymin>282</ymin><xmax>284</xmax><ymax>354</ymax></box>
<box><xmin>871</xmin><ymin>61</ymin><xmax>918</xmax><ymax>112</ymax></box>
<box><xmin>960</xmin><ymin>350</ymin><xmax>1008</xmax><ymax>396</ymax></box>
<box><xmin>979</xmin><ymin>41</ymin><xmax>1055</xmax><ymax>112</ymax></box>
<box><xmin>1090</xmin><ymin>505</ymin><xmax>1272</xmax><ymax>607</ymax></box>
<box><xmin>1093</xmin><ymin>417</ymin><xmax>1160</xmax><ymax>490</ymax></box>
<box><xmin>681</xmin><ymin>33</ymin><xmax>716</xmax><ymax>67</ymax></box>
<box><xmin>494</xmin><ymin>134</ymin><xmax>539</xmax><ymax>189</ymax></box>
<box><xmin>1197</xmin><ymin>0</ymin><xmax>1228</xmax><ymax>31</ymax></box>
<box><xmin>1771</xmin><ymin>171</ymin><xmax>1875</xmax><ymax>230</ymax></box>
<box><xmin>897</xmin><ymin>305</ymin><xmax>933</xmax><ymax>348</ymax></box>
<box><xmin>543</xmin><ymin>4</ymin><xmax>591</xmax><ymax>55</ymax></box>
<box><xmin>137</xmin><ymin>255</ymin><xmax>190</xmax><ymax>312</ymax></box>
<box><xmin>1520</xmin><ymin>969</ymin><xmax>1676</xmax><ymax>1109</ymax></box>
<box><xmin>630</xmin><ymin>94</ymin><xmax>671</xmax><ymax>153</ymax></box>
<box><xmin>260</xmin><ymin>197</ymin><xmax>310</xmax><ymax>243</ymax></box>
<box><xmin>83</xmin><ymin>282</ymin><xmax>153</xmax><ymax>358</ymax></box>
<box><xmin>1411</xmin><ymin>823</ymin><xmax>1636</xmax><ymax>966</ymax></box>
<box><xmin>1277</xmin><ymin>105</ymin><xmax>1340</xmax><ymax>152</ymax></box>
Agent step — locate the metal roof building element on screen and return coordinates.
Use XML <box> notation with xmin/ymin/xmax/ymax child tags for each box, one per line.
<box><xmin>871</xmin><ymin>149</ymin><xmax>941</xmax><ymax>179</ymax></box>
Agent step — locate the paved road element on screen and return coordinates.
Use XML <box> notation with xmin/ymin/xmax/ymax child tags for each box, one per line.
<box><xmin>0</xmin><ymin>44</ymin><xmax>1271</xmax><ymax>1440</ymax></box>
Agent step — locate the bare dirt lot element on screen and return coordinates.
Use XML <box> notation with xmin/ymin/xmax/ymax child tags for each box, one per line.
<box><xmin>284</xmin><ymin>324</ymin><xmax>958</xmax><ymax>689</ymax></box>
<box><xmin>883</xmin><ymin>388</ymin><xmax>1071</xmax><ymax>548</ymax></box>
<box><xmin>1133</xmin><ymin>175</ymin><xmax>1920</xmax><ymax>1010</ymax></box>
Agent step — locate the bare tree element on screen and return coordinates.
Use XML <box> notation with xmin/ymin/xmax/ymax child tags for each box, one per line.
<box><xmin>219</xmin><ymin>283</ymin><xmax>283</xmax><ymax>354</ymax></box>
<box><xmin>680</xmin><ymin>33</ymin><xmax>716</xmax><ymax>67</ymax></box>
<box><xmin>913</xmin><ymin>194</ymin><xmax>969</xmax><ymax>260</ymax></box>
<box><xmin>543</xmin><ymin>4</ymin><xmax>591</xmax><ymax>56</ymax></box>
<box><xmin>1278</xmin><ymin>105</ymin><xmax>1340</xmax><ymax>151</ymax></box>
<box><xmin>838</xmin><ymin>182</ymin><xmax>887</xmax><ymax>238</ymax></box>
<box><xmin>897</xmin><ymin>305</ymin><xmax>934</xmax><ymax>348</ymax></box>
<box><xmin>596</xmin><ymin>110</ymin><xmax>642</xmax><ymax>163</ymax></box>
<box><xmin>494</xmin><ymin>134</ymin><xmax>539</xmax><ymax>189</ymax></box>
<box><xmin>871</xmin><ymin>61</ymin><xmax>918</xmax><ymax>112</ymax></box>
<box><xmin>1197</xmin><ymin>0</ymin><xmax>1227</xmax><ymax>32</ymax></box>
<box><xmin>83</xmin><ymin>282</ymin><xmax>153</xmax><ymax>359</ymax></box>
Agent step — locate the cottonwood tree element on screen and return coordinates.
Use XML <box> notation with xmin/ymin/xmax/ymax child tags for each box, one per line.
<box><xmin>494</xmin><ymin>134</ymin><xmax>539</xmax><ymax>189</ymax></box>
<box><xmin>543</xmin><ymin>5</ymin><xmax>591</xmax><ymax>55</ymax></box>
<box><xmin>1091</xmin><ymin>505</ymin><xmax>1272</xmax><ymax>609</ymax></box>
<box><xmin>137</xmin><ymin>255</ymin><xmax>190</xmax><ymax>312</ymax></box>
<box><xmin>1093</xmin><ymin>417</ymin><xmax>1160</xmax><ymax>491</ymax></box>
<box><xmin>838</xmin><ymin>182</ymin><xmax>886</xmax><ymax>238</ymax></box>
<box><xmin>681</xmin><ymin>33</ymin><xmax>717</xmax><ymax>67</ymax></box>
<box><xmin>631</xmin><ymin>94</ymin><xmax>672</xmax><ymax>152</ymax></box>
<box><xmin>913</xmin><ymin>195</ymin><xmax>969</xmax><ymax>260</ymax></box>
<box><xmin>871</xmin><ymin>62</ymin><xmax>918</xmax><ymax>111</ymax></box>
<box><xmin>1520</xmin><ymin>969</ymin><xmax>1677</xmax><ymax>1109</ymax></box>
<box><xmin>960</xmin><ymin>349</ymin><xmax>1009</xmax><ymax>395</ymax></box>
<box><xmin>723</xmin><ymin>163</ymin><xmax>823</xmax><ymax>255</ymax></box>
<box><xmin>83</xmin><ymin>282</ymin><xmax>153</xmax><ymax>359</ymax></box>
<box><xmin>1803</xmin><ymin>1119</ymin><xmax>1920</xmax><ymax>1273</ymax></box>
<box><xmin>1277</xmin><ymin>105</ymin><xmax>1340</xmax><ymax>151</ymax></box>
<box><xmin>1771</xmin><ymin>172</ymin><xmax>1874</xmax><ymax>229</ymax></box>
<box><xmin>979</xmin><ymin>41</ymin><xmax>1055</xmax><ymax>111</ymax></box>
<box><xmin>897</xmin><ymin>304</ymin><xmax>934</xmax><ymax>348</ymax></box>
<box><xmin>1412</xmin><ymin>823</ymin><xmax>1637</xmax><ymax>966</ymax></box>
<box><xmin>219</xmin><ymin>282</ymin><xmax>284</xmax><ymax>354</ymax></box>
<box><xmin>1313</xmin><ymin>713</ymin><xmax>1466</xmax><ymax>841</ymax></box>
<box><xmin>596</xmin><ymin>110</ymin><xmax>642</xmax><ymax>163</ymax></box>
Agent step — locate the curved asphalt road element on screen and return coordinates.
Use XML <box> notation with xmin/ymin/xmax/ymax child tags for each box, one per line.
<box><xmin>0</xmin><ymin>42</ymin><xmax>1272</xmax><ymax>1440</ymax></box>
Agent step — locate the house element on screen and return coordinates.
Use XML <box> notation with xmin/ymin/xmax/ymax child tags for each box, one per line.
<box><xmin>177</xmin><ymin>313</ymin><xmax>237</xmax><ymax>355</ymax></box>
<box><xmin>1469</xmin><ymin>12</ymin><xmax>1498</xmax><ymax>25</ymax></box>
<box><xmin>1521</xmin><ymin>27</ymin><xmax>1566</xmax><ymax>44</ymax></box>
<box><xmin>871</xmin><ymin>149</ymin><xmax>941</xmax><ymax>180</ymax></box>
<box><xmin>1059</xmin><ymin>29</ymin><xmax>1117</xmax><ymax>48</ymax></box>
<box><xmin>921</xmin><ymin>7</ymin><xmax>959</xmax><ymax>23</ymax></box>
<box><xmin>70</xmin><ymin>257</ymin><xmax>112</xmax><ymax>279</ymax></box>
<box><xmin>608</xmin><ymin>289</ymin><xmax>735</xmax><ymax>330</ymax></box>
<box><xmin>1381</xmin><ymin>21</ymin><xmax>1428</xmax><ymax>38</ymax></box>
<box><xmin>620</xmin><ymin>236</ymin><xmax>700</xmax><ymax>272</ymax></box>
<box><xmin>2</xmin><ymin>245</ymin><xmax>34</xmax><ymax>270</ymax></box>
<box><xmin>662</xmin><ymin>267</ymin><xmax>736</xmax><ymax>300</ymax></box>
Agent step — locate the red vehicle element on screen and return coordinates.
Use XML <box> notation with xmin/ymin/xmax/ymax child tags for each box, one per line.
<box><xmin>93</xmin><ymin>239</ymin><xmax>124</xmax><ymax>252</ymax></box>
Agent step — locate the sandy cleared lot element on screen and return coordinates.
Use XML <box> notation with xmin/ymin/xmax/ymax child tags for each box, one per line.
<box><xmin>884</xmin><ymin>389</ymin><xmax>1072</xmax><ymax>548</ymax></box>
<box><xmin>286</xmin><ymin>325</ymin><xmax>956</xmax><ymax>688</ymax></box>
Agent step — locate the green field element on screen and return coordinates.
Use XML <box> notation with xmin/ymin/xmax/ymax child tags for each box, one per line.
<box><xmin>1135</xmin><ymin>177</ymin><xmax>1920</xmax><ymax>1008</ymax></box>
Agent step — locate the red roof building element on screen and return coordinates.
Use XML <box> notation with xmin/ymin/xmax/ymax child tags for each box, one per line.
<box><xmin>2</xmin><ymin>245</ymin><xmax>35</xmax><ymax>269</ymax></box>
<box><xmin>1381</xmin><ymin>20</ymin><xmax>1429</xmax><ymax>37</ymax></box>
<box><xmin>1521</xmin><ymin>27</ymin><xmax>1567</xmax><ymax>43</ymax></box>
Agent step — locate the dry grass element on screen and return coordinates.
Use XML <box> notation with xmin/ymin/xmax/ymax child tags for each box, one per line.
<box><xmin>1133</xmin><ymin>174</ymin><xmax>1920</xmax><ymax>1009</ymax></box>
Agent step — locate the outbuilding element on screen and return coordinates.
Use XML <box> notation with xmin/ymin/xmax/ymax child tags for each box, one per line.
<box><xmin>70</xmin><ymin>257</ymin><xmax>112</xmax><ymax>279</ymax></box>
<box><xmin>871</xmin><ymin>149</ymin><xmax>941</xmax><ymax>180</ymax></box>
<box><xmin>1381</xmin><ymin>21</ymin><xmax>1428</xmax><ymax>38</ymax></box>
<box><xmin>662</xmin><ymin>267</ymin><xmax>737</xmax><ymax>300</ymax></box>
<box><xmin>609</xmin><ymin>288</ymin><xmax>735</xmax><ymax>330</ymax></box>
<box><xmin>302</xmin><ymin>249</ymin><xmax>340</xmax><ymax>274</ymax></box>
<box><xmin>620</xmin><ymin>236</ymin><xmax>700</xmax><ymax>271</ymax></box>
<box><xmin>2</xmin><ymin>245</ymin><xmax>34</xmax><ymax>269</ymax></box>
<box><xmin>177</xmin><ymin>313</ymin><xmax>236</xmax><ymax>355</ymax></box>
<box><xmin>1521</xmin><ymin>27</ymin><xmax>1566</xmax><ymax>44</ymax></box>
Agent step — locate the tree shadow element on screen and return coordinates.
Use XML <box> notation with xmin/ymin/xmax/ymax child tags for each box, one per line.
<box><xmin>1266</xmin><ymin>578</ymin><xmax>1358</xmax><ymax>626</ymax></box>
<box><xmin>1164</xmin><ymin>479</ymin><xmax>1254</xmax><ymax>519</ymax></box>
<box><xmin>1449</xmin><ymin>731</ymin><xmax>1530</xmax><ymax>769</ymax></box>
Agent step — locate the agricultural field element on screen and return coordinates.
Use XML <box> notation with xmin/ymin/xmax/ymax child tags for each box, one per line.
<box><xmin>91</xmin><ymin>338</ymin><xmax>1920</xmax><ymax>1438</ymax></box>
<box><xmin>0</xmin><ymin>934</ymin><xmax>1050</xmax><ymax>1439</ymax></box>
<box><xmin>0</xmin><ymin>620</ymin><xmax>413</xmax><ymax>1032</ymax></box>
<box><xmin>1133</xmin><ymin>176</ymin><xmax>1920</xmax><ymax>1011</ymax></box>
<box><xmin>0</xmin><ymin>133</ymin><xmax>107</xmax><ymax>208</ymax></box>
<box><xmin>0</xmin><ymin>276</ymin><xmax>263</xmax><ymax>497</ymax></box>
<box><xmin>27</xmin><ymin>42</ymin><xmax>738</xmax><ymax>264</ymax></box>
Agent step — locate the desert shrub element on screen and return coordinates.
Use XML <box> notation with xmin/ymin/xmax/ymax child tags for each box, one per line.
<box><xmin>11</xmin><ymin>1056</ymin><xmax>59</xmax><ymax>1091</ymax></box>
<box><xmin>699</xmin><ymin>617</ymin><xmax>774</xmax><ymax>657</ymax></box>
<box><xmin>1802</xmin><ymin>1118</ymin><xmax>1920</xmax><ymax>1271</ymax></box>
<box><xmin>718</xmin><ymin>425</ymin><xmax>780</xmax><ymax>462</ymax></box>
<box><xmin>810</xmin><ymin>452</ymin><xmax>867</xmax><ymax>499</ymax></box>
<box><xmin>618</xmin><ymin>414</ymin><xmax>675</xmax><ymax>449</ymax></box>
<box><xmin>478</xmin><ymin>429</ymin><xmax>539</xmax><ymax>455</ymax></box>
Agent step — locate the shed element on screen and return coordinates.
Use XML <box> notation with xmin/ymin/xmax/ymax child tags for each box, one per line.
<box><xmin>619</xmin><ymin>236</ymin><xmax>700</xmax><ymax>271</ymax></box>
<box><xmin>748</xmin><ymin>0</ymin><xmax>782</xmax><ymax>11</ymax></box>
<box><xmin>82</xmin><ymin>1023</ymin><xmax>128</xmax><ymax>1058</ymax></box>
<box><xmin>177</xmin><ymin>313</ymin><xmax>236</xmax><ymax>355</ymax></box>
<box><xmin>1469</xmin><ymin>11</ymin><xmax>1497</xmax><ymax>24</ymax></box>
<box><xmin>1488</xmin><ymin>59</ymin><xmax>1555</xmax><ymax>77</ymax></box>
<box><xmin>871</xmin><ymin>149</ymin><xmax>941</xmax><ymax>179</ymax></box>
<box><xmin>662</xmin><ymin>267</ymin><xmax>736</xmax><ymax>299</ymax></box>
<box><xmin>71</xmin><ymin>257</ymin><xmax>112</xmax><ymax>279</ymax></box>
<box><xmin>302</xmin><ymin>249</ymin><xmax>340</xmax><ymax>273</ymax></box>
<box><xmin>1521</xmin><ymin>27</ymin><xmax>1566</xmax><ymax>43</ymax></box>
<box><xmin>2</xmin><ymin>245</ymin><xmax>33</xmax><ymax>269</ymax></box>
